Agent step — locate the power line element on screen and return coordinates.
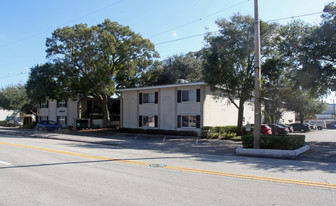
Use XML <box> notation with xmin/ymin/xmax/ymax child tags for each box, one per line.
<box><xmin>155</xmin><ymin>31</ymin><xmax>218</xmax><ymax>46</ymax></box>
<box><xmin>0</xmin><ymin>0</ymin><xmax>124</xmax><ymax>48</ymax></box>
<box><xmin>154</xmin><ymin>10</ymin><xmax>330</xmax><ymax>46</ymax></box>
<box><xmin>0</xmin><ymin>72</ymin><xmax>29</xmax><ymax>79</ymax></box>
<box><xmin>265</xmin><ymin>11</ymin><xmax>323</xmax><ymax>22</ymax></box>
<box><xmin>149</xmin><ymin>0</ymin><xmax>250</xmax><ymax>38</ymax></box>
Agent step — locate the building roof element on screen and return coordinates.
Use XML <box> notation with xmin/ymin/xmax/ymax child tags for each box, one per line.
<box><xmin>115</xmin><ymin>82</ymin><xmax>207</xmax><ymax>92</ymax></box>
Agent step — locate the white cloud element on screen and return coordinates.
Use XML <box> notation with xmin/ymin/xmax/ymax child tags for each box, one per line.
<box><xmin>172</xmin><ymin>30</ymin><xmax>177</xmax><ymax>37</ymax></box>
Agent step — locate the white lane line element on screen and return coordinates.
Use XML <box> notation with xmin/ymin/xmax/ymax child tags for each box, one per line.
<box><xmin>0</xmin><ymin>160</ymin><xmax>12</xmax><ymax>165</ymax></box>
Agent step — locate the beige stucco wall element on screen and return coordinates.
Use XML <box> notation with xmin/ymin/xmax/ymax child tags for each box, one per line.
<box><xmin>160</xmin><ymin>88</ymin><xmax>176</xmax><ymax>130</ymax></box>
<box><xmin>39</xmin><ymin>108</ymin><xmax>48</xmax><ymax>117</ymax></box>
<box><xmin>67</xmin><ymin>100</ymin><xmax>78</xmax><ymax>126</ymax></box>
<box><xmin>121</xmin><ymin>91</ymin><xmax>138</xmax><ymax>128</ymax></box>
<box><xmin>203</xmin><ymin>86</ymin><xmax>255</xmax><ymax>126</ymax></box>
<box><xmin>48</xmin><ymin>100</ymin><xmax>57</xmax><ymax>121</ymax></box>
<box><xmin>279</xmin><ymin>110</ymin><xmax>295</xmax><ymax>124</ymax></box>
<box><xmin>176</xmin><ymin>85</ymin><xmax>203</xmax><ymax>135</ymax></box>
<box><xmin>139</xmin><ymin>89</ymin><xmax>159</xmax><ymax>116</ymax></box>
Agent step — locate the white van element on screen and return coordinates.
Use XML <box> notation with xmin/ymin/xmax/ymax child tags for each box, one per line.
<box><xmin>306</xmin><ymin>120</ymin><xmax>326</xmax><ymax>130</ymax></box>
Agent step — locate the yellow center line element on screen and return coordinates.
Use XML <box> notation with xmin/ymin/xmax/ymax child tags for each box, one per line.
<box><xmin>1</xmin><ymin>141</ymin><xmax>335</xmax><ymax>189</ymax></box>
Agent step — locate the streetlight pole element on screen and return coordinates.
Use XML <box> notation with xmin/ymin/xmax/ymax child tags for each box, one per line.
<box><xmin>253</xmin><ymin>0</ymin><xmax>261</xmax><ymax>149</ymax></box>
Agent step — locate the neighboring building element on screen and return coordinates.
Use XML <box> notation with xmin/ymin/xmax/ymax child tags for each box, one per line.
<box><xmin>38</xmin><ymin>97</ymin><xmax>120</xmax><ymax>128</ymax></box>
<box><xmin>117</xmin><ymin>82</ymin><xmax>284</xmax><ymax>136</ymax></box>
<box><xmin>316</xmin><ymin>103</ymin><xmax>336</xmax><ymax>123</ymax></box>
<box><xmin>0</xmin><ymin>109</ymin><xmax>21</xmax><ymax>121</ymax></box>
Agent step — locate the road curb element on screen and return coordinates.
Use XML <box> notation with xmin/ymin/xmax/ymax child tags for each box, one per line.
<box><xmin>235</xmin><ymin>145</ymin><xmax>310</xmax><ymax>159</ymax></box>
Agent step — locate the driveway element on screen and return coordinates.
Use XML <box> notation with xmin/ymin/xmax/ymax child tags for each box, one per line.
<box><xmin>296</xmin><ymin>129</ymin><xmax>336</xmax><ymax>162</ymax></box>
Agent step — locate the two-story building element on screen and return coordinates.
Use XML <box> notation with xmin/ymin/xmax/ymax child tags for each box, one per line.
<box><xmin>116</xmin><ymin>81</ymin><xmax>272</xmax><ymax>136</ymax></box>
<box><xmin>38</xmin><ymin>96</ymin><xmax>109</xmax><ymax>128</ymax></box>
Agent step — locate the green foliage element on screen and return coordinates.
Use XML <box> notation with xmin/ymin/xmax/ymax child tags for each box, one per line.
<box><xmin>203</xmin><ymin>14</ymin><xmax>277</xmax><ymax>134</ymax></box>
<box><xmin>201</xmin><ymin>126</ymin><xmax>238</xmax><ymax>139</ymax></box>
<box><xmin>141</xmin><ymin>52</ymin><xmax>203</xmax><ymax>86</ymax></box>
<box><xmin>0</xmin><ymin>120</ymin><xmax>9</xmax><ymax>126</ymax></box>
<box><xmin>26</xmin><ymin>63</ymin><xmax>70</xmax><ymax>103</ymax></box>
<box><xmin>32</xmin><ymin>19</ymin><xmax>159</xmax><ymax>127</ymax></box>
<box><xmin>241</xmin><ymin>134</ymin><xmax>305</xmax><ymax>150</ymax></box>
<box><xmin>0</xmin><ymin>84</ymin><xmax>36</xmax><ymax>114</ymax></box>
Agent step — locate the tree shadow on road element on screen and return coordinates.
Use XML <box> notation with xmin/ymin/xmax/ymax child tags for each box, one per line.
<box><xmin>2</xmin><ymin>131</ymin><xmax>336</xmax><ymax>174</ymax></box>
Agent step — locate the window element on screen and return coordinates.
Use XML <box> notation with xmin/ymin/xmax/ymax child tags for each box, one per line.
<box><xmin>40</xmin><ymin>101</ymin><xmax>48</xmax><ymax>108</ymax></box>
<box><xmin>182</xmin><ymin>90</ymin><xmax>196</xmax><ymax>102</ymax></box>
<box><xmin>57</xmin><ymin>116</ymin><xmax>67</xmax><ymax>126</ymax></box>
<box><xmin>57</xmin><ymin>100</ymin><xmax>67</xmax><ymax>108</ymax></box>
<box><xmin>139</xmin><ymin>115</ymin><xmax>158</xmax><ymax>128</ymax></box>
<box><xmin>143</xmin><ymin>93</ymin><xmax>155</xmax><ymax>104</ymax></box>
<box><xmin>143</xmin><ymin>116</ymin><xmax>155</xmax><ymax>127</ymax></box>
<box><xmin>177</xmin><ymin>115</ymin><xmax>200</xmax><ymax>128</ymax></box>
<box><xmin>139</xmin><ymin>92</ymin><xmax>158</xmax><ymax>104</ymax></box>
<box><xmin>177</xmin><ymin>89</ymin><xmax>200</xmax><ymax>103</ymax></box>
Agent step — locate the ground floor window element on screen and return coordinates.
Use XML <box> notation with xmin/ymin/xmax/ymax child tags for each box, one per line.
<box><xmin>139</xmin><ymin>115</ymin><xmax>158</xmax><ymax>128</ymax></box>
<box><xmin>177</xmin><ymin>115</ymin><xmax>200</xmax><ymax>128</ymax></box>
<box><xmin>57</xmin><ymin>116</ymin><xmax>67</xmax><ymax>126</ymax></box>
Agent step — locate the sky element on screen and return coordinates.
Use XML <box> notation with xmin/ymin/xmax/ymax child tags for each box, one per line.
<box><xmin>0</xmin><ymin>0</ymin><xmax>334</xmax><ymax>101</ymax></box>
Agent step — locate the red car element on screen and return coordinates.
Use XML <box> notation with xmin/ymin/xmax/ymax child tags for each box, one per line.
<box><xmin>261</xmin><ymin>124</ymin><xmax>272</xmax><ymax>135</ymax></box>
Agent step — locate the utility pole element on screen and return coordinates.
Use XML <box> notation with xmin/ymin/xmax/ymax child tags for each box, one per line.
<box><xmin>253</xmin><ymin>0</ymin><xmax>261</xmax><ymax>149</ymax></box>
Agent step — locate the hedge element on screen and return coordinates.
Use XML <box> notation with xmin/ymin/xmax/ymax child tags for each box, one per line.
<box><xmin>118</xmin><ymin>128</ymin><xmax>197</xmax><ymax>136</ymax></box>
<box><xmin>0</xmin><ymin>120</ymin><xmax>9</xmax><ymax>126</ymax></box>
<box><xmin>241</xmin><ymin>134</ymin><xmax>305</xmax><ymax>150</ymax></box>
<box><xmin>202</xmin><ymin>126</ymin><xmax>238</xmax><ymax>139</ymax></box>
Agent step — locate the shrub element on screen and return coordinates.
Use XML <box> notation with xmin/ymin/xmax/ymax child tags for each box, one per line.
<box><xmin>0</xmin><ymin>120</ymin><xmax>9</xmax><ymax>126</ymax></box>
<box><xmin>202</xmin><ymin>126</ymin><xmax>237</xmax><ymax>139</ymax></box>
<box><xmin>241</xmin><ymin>134</ymin><xmax>305</xmax><ymax>150</ymax></box>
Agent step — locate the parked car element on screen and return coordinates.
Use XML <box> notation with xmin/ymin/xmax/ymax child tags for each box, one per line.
<box><xmin>277</xmin><ymin>123</ymin><xmax>294</xmax><ymax>133</ymax></box>
<box><xmin>6</xmin><ymin>120</ymin><xmax>23</xmax><ymax>127</ymax></box>
<box><xmin>305</xmin><ymin>123</ymin><xmax>317</xmax><ymax>130</ymax></box>
<box><xmin>306</xmin><ymin>120</ymin><xmax>326</xmax><ymax>130</ymax></box>
<box><xmin>330</xmin><ymin>121</ymin><xmax>336</xmax><ymax>129</ymax></box>
<box><xmin>269</xmin><ymin>124</ymin><xmax>289</xmax><ymax>135</ymax></box>
<box><xmin>290</xmin><ymin>123</ymin><xmax>310</xmax><ymax>133</ymax></box>
<box><xmin>36</xmin><ymin>120</ymin><xmax>61</xmax><ymax>131</ymax></box>
<box><xmin>261</xmin><ymin>124</ymin><xmax>272</xmax><ymax>135</ymax></box>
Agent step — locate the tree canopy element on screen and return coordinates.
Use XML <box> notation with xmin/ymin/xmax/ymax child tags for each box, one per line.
<box><xmin>0</xmin><ymin>84</ymin><xmax>36</xmax><ymax>114</ymax></box>
<box><xmin>28</xmin><ymin>19</ymin><xmax>159</xmax><ymax>126</ymax></box>
<box><xmin>140</xmin><ymin>52</ymin><xmax>203</xmax><ymax>86</ymax></box>
<box><xmin>203</xmin><ymin>14</ymin><xmax>277</xmax><ymax>134</ymax></box>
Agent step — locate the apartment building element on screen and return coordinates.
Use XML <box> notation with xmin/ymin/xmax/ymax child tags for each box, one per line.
<box><xmin>116</xmin><ymin>82</ymin><xmax>259</xmax><ymax>136</ymax></box>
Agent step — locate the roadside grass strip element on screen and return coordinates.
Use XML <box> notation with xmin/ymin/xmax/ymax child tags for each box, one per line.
<box><xmin>1</xmin><ymin>141</ymin><xmax>335</xmax><ymax>189</ymax></box>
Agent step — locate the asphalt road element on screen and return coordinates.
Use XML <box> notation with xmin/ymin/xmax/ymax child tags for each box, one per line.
<box><xmin>0</xmin><ymin>130</ymin><xmax>335</xmax><ymax>205</ymax></box>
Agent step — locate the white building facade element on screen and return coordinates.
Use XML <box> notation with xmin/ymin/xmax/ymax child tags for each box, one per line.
<box><xmin>38</xmin><ymin>100</ymin><xmax>78</xmax><ymax>127</ymax></box>
<box><xmin>117</xmin><ymin>82</ymin><xmax>259</xmax><ymax>136</ymax></box>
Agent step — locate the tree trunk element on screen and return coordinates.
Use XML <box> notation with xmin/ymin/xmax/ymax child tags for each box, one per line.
<box><xmin>299</xmin><ymin>113</ymin><xmax>304</xmax><ymax>123</ymax></box>
<box><xmin>237</xmin><ymin>99</ymin><xmax>245</xmax><ymax>135</ymax></box>
<box><xmin>102</xmin><ymin>95</ymin><xmax>110</xmax><ymax>128</ymax></box>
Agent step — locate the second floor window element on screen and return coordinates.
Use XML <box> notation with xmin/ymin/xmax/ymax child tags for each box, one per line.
<box><xmin>57</xmin><ymin>100</ymin><xmax>67</xmax><ymax>108</ymax></box>
<box><xmin>139</xmin><ymin>92</ymin><xmax>158</xmax><ymax>104</ymax></box>
<box><xmin>182</xmin><ymin>90</ymin><xmax>196</xmax><ymax>102</ymax></box>
<box><xmin>41</xmin><ymin>101</ymin><xmax>48</xmax><ymax>108</ymax></box>
<box><xmin>177</xmin><ymin>89</ymin><xmax>200</xmax><ymax>103</ymax></box>
<box><xmin>143</xmin><ymin>93</ymin><xmax>155</xmax><ymax>104</ymax></box>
